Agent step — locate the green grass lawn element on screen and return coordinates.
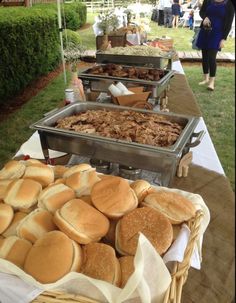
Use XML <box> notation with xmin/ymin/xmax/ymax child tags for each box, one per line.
<box><xmin>0</xmin><ymin>12</ymin><xmax>234</xmax><ymax>190</ymax></box>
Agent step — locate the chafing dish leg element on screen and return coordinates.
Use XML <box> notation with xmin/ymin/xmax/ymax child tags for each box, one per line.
<box><xmin>38</xmin><ymin>131</ymin><xmax>52</xmax><ymax>164</ymax></box>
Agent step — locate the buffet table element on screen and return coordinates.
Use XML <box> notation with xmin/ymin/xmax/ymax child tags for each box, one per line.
<box><xmin>0</xmin><ymin>61</ymin><xmax>234</xmax><ymax>303</ymax></box>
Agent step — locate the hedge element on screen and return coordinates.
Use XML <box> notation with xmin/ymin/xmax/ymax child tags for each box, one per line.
<box><xmin>0</xmin><ymin>2</ymin><xmax>87</xmax><ymax>103</ymax></box>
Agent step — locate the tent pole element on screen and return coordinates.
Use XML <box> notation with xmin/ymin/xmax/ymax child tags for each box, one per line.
<box><xmin>57</xmin><ymin>0</ymin><xmax>67</xmax><ymax>85</ymax></box>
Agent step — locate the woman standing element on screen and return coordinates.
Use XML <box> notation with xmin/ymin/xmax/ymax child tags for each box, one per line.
<box><xmin>196</xmin><ymin>0</ymin><xmax>234</xmax><ymax>91</ymax></box>
<box><xmin>172</xmin><ymin>0</ymin><xmax>181</xmax><ymax>28</ymax></box>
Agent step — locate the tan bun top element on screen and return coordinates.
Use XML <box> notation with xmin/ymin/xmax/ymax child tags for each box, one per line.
<box><xmin>0</xmin><ymin>236</ymin><xmax>32</xmax><ymax>269</ymax></box>
<box><xmin>53</xmin><ymin>199</ymin><xmax>110</xmax><ymax>244</ymax></box>
<box><xmin>63</xmin><ymin>164</ymin><xmax>92</xmax><ymax>179</ymax></box>
<box><xmin>2</xmin><ymin>211</ymin><xmax>27</xmax><ymax>238</ymax></box>
<box><xmin>23</xmin><ymin>163</ymin><xmax>54</xmax><ymax>187</ymax></box>
<box><xmin>24</xmin><ymin>230</ymin><xmax>82</xmax><ymax>283</ymax></box>
<box><xmin>3</xmin><ymin>179</ymin><xmax>42</xmax><ymax>210</ymax></box>
<box><xmin>119</xmin><ymin>255</ymin><xmax>135</xmax><ymax>288</ymax></box>
<box><xmin>37</xmin><ymin>183</ymin><xmax>76</xmax><ymax>213</ymax></box>
<box><xmin>0</xmin><ymin>202</ymin><xmax>14</xmax><ymax>234</ymax></box>
<box><xmin>130</xmin><ymin>179</ymin><xmax>152</xmax><ymax>203</ymax></box>
<box><xmin>116</xmin><ymin>207</ymin><xmax>173</xmax><ymax>256</ymax></box>
<box><xmin>65</xmin><ymin>169</ymin><xmax>101</xmax><ymax>197</ymax></box>
<box><xmin>0</xmin><ymin>160</ymin><xmax>26</xmax><ymax>180</ymax></box>
<box><xmin>142</xmin><ymin>191</ymin><xmax>196</xmax><ymax>224</ymax></box>
<box><xmin>0</xmin><ymin>179</ymin><xmax>14</xmax><ymax>200</ymax></box>
<box><xmin>91</xmin><ymin>176</ymin><xmax>138</xmax><ymax>219</ymax></box>
<box><xmin>16</xmin><ymin>208</ymin><xmax>57</xmax><ymax>243</ymax></box>
<box><xmin>81</xmin><ymin>242</ymin><xmax>121</xmax><ymax>287</ymax></box>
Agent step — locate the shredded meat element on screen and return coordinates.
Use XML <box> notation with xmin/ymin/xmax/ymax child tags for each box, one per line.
<box><xmin>55</xmin><ymin>109</ymin><xmax>184</xmax><ymax>147</ymax></box>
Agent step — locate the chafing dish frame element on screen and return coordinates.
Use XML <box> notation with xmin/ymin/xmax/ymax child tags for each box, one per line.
<box><xmin>30</xmin><ymin>102</ymin><xmax>204</xmax><ymax>187</ymax></box>
<box><xmin>78</xmin><ymin>64</ymin><xmax>175</xmax><ymax>103</ymax></box>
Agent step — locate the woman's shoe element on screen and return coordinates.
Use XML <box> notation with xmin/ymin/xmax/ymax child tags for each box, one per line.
<box><xmin>207</xmin><ymin>85</ymin><xmax>214</xmax><ymax>91</ymax></box>
<box><xmin>207</xmin><ymin>77</ymin><xmax>215</xmax><ymax>91</ymax></box>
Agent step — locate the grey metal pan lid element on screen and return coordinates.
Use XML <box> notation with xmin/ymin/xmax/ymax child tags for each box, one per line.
<box><xmin>30</xmin><ymin>102</ymin><xmax>200</xmax><ymax>154</ymax></box>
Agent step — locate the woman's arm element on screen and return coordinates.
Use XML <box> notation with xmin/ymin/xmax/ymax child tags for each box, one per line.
<box><xmin>199</xmin><ymin>0</ymin><xmax>209</xmax><ymax>19</ymax></box>
<box><xmin>222</xmin><ymin>0</ymin><xmax>235</xmax><ymax>40</ymax></box>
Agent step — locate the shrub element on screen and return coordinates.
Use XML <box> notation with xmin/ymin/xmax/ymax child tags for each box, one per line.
<box><xmin>0</xmin><ymin>7</ymin><xmax>60</xmax><ymax>103</ymax></box>
<box><xmin>63</xmin><ymin>29</ymin><xmax>82</xmax><ymax>47</ymax></box>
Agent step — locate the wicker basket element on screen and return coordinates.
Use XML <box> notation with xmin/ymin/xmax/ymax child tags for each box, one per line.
<box><xmin>32</xmin><ymin>210</ymin><xmax>203</xmax><ymax>303</ymax></box>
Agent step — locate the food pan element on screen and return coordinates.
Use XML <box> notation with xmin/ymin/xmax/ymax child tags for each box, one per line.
<box><xmin>30</xmin><ymin>102</ymin><xmax>203</xmax><ymax>186</ymax></box>
<box><xmin>96</xmin><ymin>51</ymin><xmax>172</xmax><ymax>69</ymax></box>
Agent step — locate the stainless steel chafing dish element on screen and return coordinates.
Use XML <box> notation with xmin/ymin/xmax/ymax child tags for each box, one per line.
<box><xmin>30</xmin><ymin>102</ymin><xmax>204</xmax><ymax>187</ymax></box>
<box><xmin>78</xmin><ymin>64</ymin><xmax>175</xmax><ymax>102</ymax></box>
<box><xmin>96</xmin><ymin>51</ymin><xmax>173</xmax><ymax>69</ymax></box>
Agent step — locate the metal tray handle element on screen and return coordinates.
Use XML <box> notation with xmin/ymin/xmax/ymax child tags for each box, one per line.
<box><xmin>186</xmin><ymin>130</ymin><xmax>205</xmax><ymax>148</ymax></box>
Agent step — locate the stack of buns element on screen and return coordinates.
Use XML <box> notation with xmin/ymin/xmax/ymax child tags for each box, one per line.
<box><xmin>0</xmin><ymin>159</ymin><xmax>197</xmax><ymax>287</ymax></box>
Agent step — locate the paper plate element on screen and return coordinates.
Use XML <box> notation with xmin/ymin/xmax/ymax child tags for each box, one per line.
<box><xmin>20</xmin><ymin>136</ymin><xmax>67</xmax><ymax>160</ymax></box>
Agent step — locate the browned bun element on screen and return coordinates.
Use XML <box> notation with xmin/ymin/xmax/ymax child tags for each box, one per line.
<box><xmin>116</xmin><ymin>207</ymin><xmax>173</xmax><ymax>256</ymax></box>
<box><xmin>3</xmin><ymin>179</ymin><xmax>42</xmax><ymax>210</ymax></box>
<box><xmin>53</xmin><ymin>165</ymin><xmax>69</xmax><ymax>179</ymax></box>
<box><xmin>119</xmin><ymin>256</ymin><xmax>135</xmax><ymax>288</ymax></box>
<box><xmin>65</xmin><ymin>170</ymin><xmax>101</xmax><ymax>197</ymax></box>
<box><xmin>63</xmin><ymin>164</ymin><xmax>92</xmax><ymax>179</ymax></box>
<box><xmin>0</xmin><ymin>236</ymin><xmax>32</xmax><ymax>268</ymax></box>
<box><xmin>91</xmin><ymin>176</ymin><xmax>138</xmax><ymax>219</ymax></box>
<box><xmin>81</xmin><ymin>242</ymin><xmax>121</xmax><ymax>286</ymax></box>
<box><xmin>2</xmin><ymin>211</ymin><xmax>27</xmax><ymax>237</ymax></box>
<box><xmin>24</xmin><ymin>230</ymin><xmax>82</xmax><ymax>283</ymax></box>
<box><xmin>23</xmin><ymin>163</ymin><xmax>54</xmax><ymax>187</ymax></box>
<box><xmin>53</xmin><ymin>199</ymin><xmax>110</xmax><ymax>244</ymax></box>
<box><xmin>0</xmin><ymin>179</ymin><xmax>13</xmax><ymax>200</ymax></box>
<box><xmin>142</xmin><ymin>191</ymin><xmax>196</xmax><ymax>224</ymax></box>
<box><xmin>37</xmin><ymin>183</ymin><xmax>76</xmax><ymax>213</ymax></box>
<box><xmin>130</xmin><ymin>179</ymin><xmax>152</xmax><ymax>203</ymax></box>
<box><xmin>0</xmin><ymin>203</ymin><xmax>14</xmax><ymax>234</ymax></box>
<box><xmin>16</xmin><ymin>208</ymin><xmax>57</xmax><ymax>243</ymax></box>
<box><xmin>0</xmin><ymin>160</ymin><xmax>25</xmax><ymax>180</ymax></box>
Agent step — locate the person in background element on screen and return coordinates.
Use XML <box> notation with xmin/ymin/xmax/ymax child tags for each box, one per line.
<box><xmin>158</xmin><ymin>0</ymin><xmax>165</xmax><ymax>25</ymax></box>
<box><xmin>188</xmin><ymin>9</ymin><xmax>194</xmax><ymax>29</ymax></box>
<box><xmin>196</xmin><ymin>0</ymin><xmax>234</xmax><ymax>91</ymax></box>
<box><xmin>163</xmin><ymin>0</ymin><xmax>173</xmax><ymax>27</ymax></box>
<box><xmin>172</xmin><ymin>0</ymin><xmax>182</xmax><ymax>28</ymax></box>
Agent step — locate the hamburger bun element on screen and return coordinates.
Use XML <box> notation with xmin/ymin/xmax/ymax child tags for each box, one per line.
<box><xmin>37</xmin><ymin>183</ymin><xmax>76</xmax><ymax>213</ymax></box>
<box><xmin>0</xmin><ymin>203</ymin><xmax>14</xmax><ymax>234</ymax></box>
<box><xmin>0</xmin><ymin>160</ymin><xmax>25</xmax><ymax>180</ymax></box>
<box><xmin>130</xmin><ymin>179</ymin><xmax>152</xmax><ymax>203</ymax></box>
<box><xmin>119</xmin><ymin>256</ymin><xmax>135</xmax><ymax>288</ymax></box>
<box><xmin>53</xmin><ymin>165</ymin><xmax>69</xmax><ymax>179</ymax></box>
<box><xmin>91</xmin><ymin>176</ymin><xmax>138</xmax><ymax>219</ymax></box>
<box><xmin>103</xmin><ymin>219</ymin><xmax>118</xmax><ymax>247</ymax></box>
<box><xmin>116</xmin><ymin>207</ymin><xmax>173</xmax><ymax>256</ymax></box>
<box><xmin>23</xmin><ymin>163</ymin><xmax>54</xmax><ymax>187</ymax></box>
<box><xmin>142</xmin><ymin>191</ymin><xmax>196</xmax><ymax>224</ymax></box>
<box><xmin>0</xmin><ymin>236</ymin><xmax>32</xmax><ymax>268</ymax></box>
<box><xmin>0</xmin><ymin>179</ymin><xmax>13</xmax><ymax>200</ymax></box>
<box><xmin>81</xmin><ymin>242</ymin><xmax>121</xmax><ymax>286</ymax></box>
<box><xmin>3</xmin><ymin>179</ymin><xmax>42</xmax><ymax>210</ymax></box>
<box><xmin>2</xmin><ymin>211</ymin><xmax>27</xmax><ymax>237</ymax></box>
<box><xmin>65</xmin><ymin>169</ymin><xmax>101</xmax><ymax>197</ymax></box>
<box><xmin>23</xmin><ymin>159</ymin><xmax>42</xmax><ymax>166</ymax></box>
<box><xmin>63</xmin><ymin>164</ymin><xmax>92</xmax><ymax>179</ymax></box>
<box><xmin>24</xmin><ymin>230</ymin><xmax>83</xmax><ymax>283</ymax></box>
<box><xmin>16</xmin><ymin>208</ymin><xmax>57</xmax><ymax>243</ymax></box>
<box><xmin>53</xmin><ymin>199</ymin><xmax>110</xmax><ymax>244</ymax></box>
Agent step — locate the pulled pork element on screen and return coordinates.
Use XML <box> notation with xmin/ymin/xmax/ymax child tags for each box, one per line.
<box><xmin>55</xmin><ymin>109</ymin><xmax>183</xmax><ymax>147</ymax></box>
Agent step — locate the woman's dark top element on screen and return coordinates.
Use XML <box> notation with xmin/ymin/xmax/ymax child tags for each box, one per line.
<box><xmin>172</xmin><ymin>0</ymin><xmax>181</xmax><ymax>15</ymax></box>
<box><xmin>196</xmin><ymin>0</ymin><xmax>234</xmax><ymax>50</ymax></box>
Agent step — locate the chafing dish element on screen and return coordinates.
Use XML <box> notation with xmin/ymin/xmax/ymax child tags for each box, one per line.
<box><xmin>30</xmin><ymin>102</ymin><xmax>204</xmax><ymax>187</ymax></box>
<box><xmin>78</xmin><ymin>63</ymin><xmax>175</xmax><ymax>102</ymax></box>
<box><xmin>96</xmin><ymin>51</ymin><xmax>173</xmax><ymax>69</ymax></box>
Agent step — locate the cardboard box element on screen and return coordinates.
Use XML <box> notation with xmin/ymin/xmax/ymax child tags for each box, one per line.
<box><xmin>111</xmin><ymin>87</ymin><xmax>151</xmax><ymax>107</ymax></box>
